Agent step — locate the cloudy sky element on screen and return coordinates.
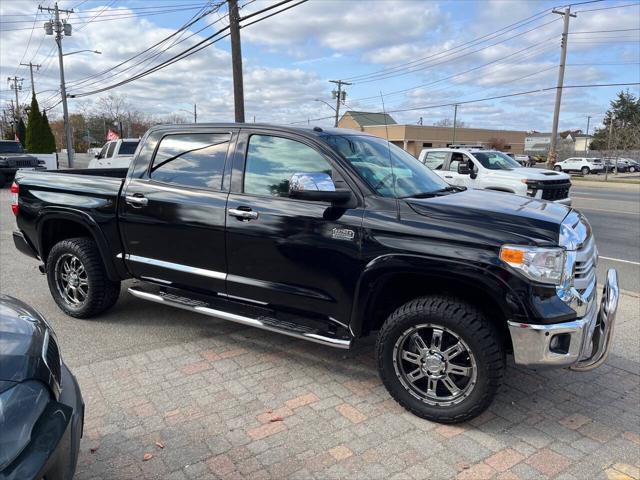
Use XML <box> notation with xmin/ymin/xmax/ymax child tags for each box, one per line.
<box><xmin>1</xmin><ymin>0</ymin><xmax>638</xmax><ymax>134</ymax></box>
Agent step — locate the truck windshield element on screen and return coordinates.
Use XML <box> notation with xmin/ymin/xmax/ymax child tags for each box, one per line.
<box><xmin>473</xmin><ymin>151</ymin><xmax>521</xmax><ymax>170</ymax></box>
<box><xmin>324</xmin><ymin>135</ymin><xmax>449</xmax><ymax>198</ymax></box>
<box><xmin>0</xmin><ymin>141</ymin><xmax>24</xmax><ymax>154</ymax></box>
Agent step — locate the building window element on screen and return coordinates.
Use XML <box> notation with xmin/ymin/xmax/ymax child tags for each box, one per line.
<box><xmin>422</xmin><ymin>142</ymin><xmax>432</xmax><ymax>148</ymax></box>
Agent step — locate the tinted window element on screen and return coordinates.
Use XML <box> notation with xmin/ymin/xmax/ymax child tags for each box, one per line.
<box><xmin>106</xmin><ymin>142</ymin><xmax>116</xmax><ymax>158</ymax></box>
<box><xmin>424</xmin><ymin>151</ymin><xmax>447</xmax><ymax>170</ymax></box>
<box><xmin>119</xmin><ymin>140</ymin><xmax>139</xmax><ymax>155</ymax></box>
<box><xmin>324</xmin><ymin>134</ymin><xmax>449</xmax><ymax>198</ymax></box>
<box><xmin>150</xmin><ymin>133</ymin><xmax>230</xmax><ymax>190</ymax></box>
<box><xmin>0</xmin><ymin>141</ymin><xmax>24</xmax><ymax>153</ymax></box>
<box><xmin>98</xmin><ymin>144</ymin><xmax>108</xmax><ymax>159</ymax></box>
<box><xmin>244</xmin><ymin>135</ymin><xmax>332</xmax><ymax>197</ymax></box>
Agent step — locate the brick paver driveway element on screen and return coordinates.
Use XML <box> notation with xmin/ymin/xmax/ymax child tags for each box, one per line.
<box><xmin>70</xmin><ymin>305</ymin><xmax>639</xmax><ymax>480</ymax></box>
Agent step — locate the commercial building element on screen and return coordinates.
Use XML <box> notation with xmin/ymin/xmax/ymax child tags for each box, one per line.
<box><xmin>338</xmin><ymin>111</ymin><xmax>527</xmax><ymax>156</ymax></box>
<box><xmin>524</xmin><ymin>131</ymin><xmax>592</xmax><ymax>155</ymax></box>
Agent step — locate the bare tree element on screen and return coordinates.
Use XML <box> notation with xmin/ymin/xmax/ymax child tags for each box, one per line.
<box><xmin>487</xmin><ymin>137</ymin><xmax>507</xmax><ymax>150</ymax></box>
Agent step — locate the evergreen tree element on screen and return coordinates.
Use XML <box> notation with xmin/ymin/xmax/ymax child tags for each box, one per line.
<box><xmin>41</xmin><ymin>110</ymin><xmax>57</xmax><ymax>153</ymax></box>
<box><xmin>16</xmin><ymin>118</ymin><xmax>26</xmax><ymax>146</ymax></box>
<box><xmin>590</xmin><ymin>90</ymin><xmax>640</xmax><ymax>151</ymax></box>
<box><xmin>25</xmin><ymin>94</ymin><xmax>45</xmax><ymax>152</ymax></box>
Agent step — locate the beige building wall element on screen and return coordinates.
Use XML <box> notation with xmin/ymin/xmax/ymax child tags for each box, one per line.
<box><xmin>338</xmin><ymin>123</ymin><xmax>527</xmax><ymax>156</ymax></box>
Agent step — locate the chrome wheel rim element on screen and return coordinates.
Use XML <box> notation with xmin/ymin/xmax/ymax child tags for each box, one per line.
<box><xmin>393</xmin><ymin>324</ymin><xmax>477</xmax><ymax>406</ymax></box>
<box><xmin>55</xmin><ymin>253</ymin><xmax>89</xmax><ymax>308</ymax></box>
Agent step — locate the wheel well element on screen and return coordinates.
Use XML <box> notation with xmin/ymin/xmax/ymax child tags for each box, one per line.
<box><xmin>40</xmin><ymin>219</ymin><xmax>93</xmax><ymax>261</ymax></box>
<box><xmin>361</xmin><ymin>273</ymin><xmax>511</xmax><ymax>351</ymax></box>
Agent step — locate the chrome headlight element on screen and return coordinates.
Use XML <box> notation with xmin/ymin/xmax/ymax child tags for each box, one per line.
<box><xmin>0</xmin><ymin>381</ymin><xmax>51</xmax><ymax>470</ymax></box>
<box><xmin>500</xmin><ymin>245</ymin><xmax>566</xmax><ymax>285</ymax></box>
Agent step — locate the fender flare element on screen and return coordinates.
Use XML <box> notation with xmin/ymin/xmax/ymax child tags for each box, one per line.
<box><xmin>36</xmin><ymin>207</ymin><xmax>127</xmax><ymax>281</ymax></box>
<box><xmin>349</xmin><ymin>253</ymin><xmax>526</xmax><ymax>337</ymax></box>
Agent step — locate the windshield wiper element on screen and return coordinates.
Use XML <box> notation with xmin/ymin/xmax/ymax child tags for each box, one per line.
<box><xmin>401</xmin><ymin>186</ymin><xmax>464</xmax><ymax>199</ymax></box>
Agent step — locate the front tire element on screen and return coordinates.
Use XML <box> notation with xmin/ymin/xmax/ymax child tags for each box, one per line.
<box><xmin>376</xmin><ymin>295</ymin><xmax>504</xmax><ymax>423</ymax></box>
<box><xmin>581</xmin><ymin>166</ymin><xmax>590</xmax><ymax>175</ymax></box>
<box><xmin>554</xmin><ymin>165</ymin><xmax>562</xmax><ymax>172</ymax></box>
<box><xmin>0</xmin><ymin>172</ymin><xmax>6</xmax><ymax>188</ymax></box>
<box><xmin>46</xmin><ymin>237</ymin><xmax>120</xmax><ymax>318</ymax></box>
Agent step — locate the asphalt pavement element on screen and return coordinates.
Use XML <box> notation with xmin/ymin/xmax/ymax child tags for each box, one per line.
<box><xmin>570</xmin><ymin>182</ymin><xmax>640</xmax><ymax>293</ymax></box>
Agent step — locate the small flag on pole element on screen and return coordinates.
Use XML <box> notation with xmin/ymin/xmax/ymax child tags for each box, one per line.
<box><xmin>107</xmin><ymin>129</ymin><xmax>120</xmax><ymax>141</ymax></box>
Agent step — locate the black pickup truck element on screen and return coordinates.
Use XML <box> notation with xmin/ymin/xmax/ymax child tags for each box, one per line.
<box><xmin>11</xmin><ymin>124</ymin><xmax>619</xmax><ymax>423</ymax></box>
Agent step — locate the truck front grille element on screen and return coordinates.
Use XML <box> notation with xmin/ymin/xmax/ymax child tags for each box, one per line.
<box><xmin>15</xmin><ymin>159</ymin><xmax>36</xmax><ymax>167</ymax></box>
<box><xmin>540</xmin><ymin>180</ymin><xmax>571</xmax><ymax>200</ymax></box>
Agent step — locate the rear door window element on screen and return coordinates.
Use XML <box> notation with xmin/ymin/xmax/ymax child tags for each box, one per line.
<box><xmin>423</xmin><ymin>151</ymin><xmax>447</xmax><ymax>170</ymax></box>
<box><xmin>149</xmin><ymin>133</ymin><xmax>231</xmax><ymax>190</ymax></box>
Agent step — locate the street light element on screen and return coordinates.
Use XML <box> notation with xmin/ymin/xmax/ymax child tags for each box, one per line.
<box><xmin>63</xmin><ymin>49</ymin><xmax>101</xmax><ymax>56</ymax></box>
<box><xmin>314</xmin><ymin>98</ymin><xmax>336</xmax><ymax>113</ymax></box>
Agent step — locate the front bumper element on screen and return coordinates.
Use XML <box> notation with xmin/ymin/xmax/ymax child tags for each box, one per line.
<box><xmin>508</xmin><ymin>269</ymin><xmax>619</xmax><ymax>370</ymax></box>
<box><xmin>1</xmin><ymin>364</ymin><xmax>84</xmax><ymax>480</ymax></box>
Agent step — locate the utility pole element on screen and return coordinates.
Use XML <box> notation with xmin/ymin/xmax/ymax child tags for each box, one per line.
<box><xmin>547</xmin><ymin>7</ymin><xmax>576</xmax><ymax>168</ymax></box>
<box><xmin>40</xmin><ymin>2</ymin><xmax>74</xmax><ymax>167</ymax></box>
<box><xmin>452</xmin><ymin>104</ymin><xmax>459</xmax><ymax>143</ymax></box>
<box><xmin>7</xmin><ymin>76</ymin><xmax>24</xmax><ymax>127</ymax></box>
<box><xmin>228</xmin><ymin>0</ymin><xmax>245</xmax><ymax>122</ymax></box>
<box><xmin>329</xmin><ymin>80</ymin><xmax>351</xmax><ymax>127</ymax></box>
<box><xmin>584</xmin><ymin>115</ymin><xmax>591</xmax><ymax>154</ymax></box>
<box><xmin>194</xmin><ymin>104</ymin><xmax>197</xmax><ymax>123</ymax></box>
<box><xmin>20</xmin><ymin>62</ymin><xmax>42</xmax><ymax>94</ymax></box>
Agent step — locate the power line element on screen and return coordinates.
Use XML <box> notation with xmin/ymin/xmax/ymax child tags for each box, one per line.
<box><xmin>351</xmin><ymin>40</ymin><xmax>556</xmax><ymax>102</ymax></box>
<box><xmin>569</xmin><ymin>28</ymin><xmax>640</xmax><ymax>34</ymax></box>
<box><xmin>346</xmin><ymin>17</ymin><xmax>561</xmax><ymax>85</ymax></box>
<box><xmin>575</xmin><ymin>2</ymin><xmax>639</xmax><ymax>12</ymax></box>
<box><xmin>64</xmin><ymin>2</ymin><xmax>225</xmax><ymax>92</ymax></box>
<box><xmin>343</xmin><ymin>9</ymin><xmax>556</xmax><ymax>83</ymax></box>
<box><xmin>67</xmin><ymin>0</ymin><xmax>305</xmax><ymax>98</ymax></box>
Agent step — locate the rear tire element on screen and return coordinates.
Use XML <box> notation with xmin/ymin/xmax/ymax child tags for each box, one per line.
<box><xmin>46</xmin><ymin>237</ymin><xmax>120</xmax><ymax>318</ymax></box>
<box><xmin>630</xmin><ymin>166</ymin><xmax>636</xmax><ymax>173</ymax></box>
<box><xmin>0</xmin><ymin>172</ymin><xmax>5</xmax><ymax>188</ymax></box>
<box><xmin>581</xmin><ymin>166</ymin><xmax>590</xmax><ymax>175</ymax></box>
<box><xmin>376</xmin><ymin>295</ymin><xmax>504</xmax><ymax>423</ymax></box>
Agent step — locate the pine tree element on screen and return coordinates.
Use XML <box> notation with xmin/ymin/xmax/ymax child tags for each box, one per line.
<box><xmin>16</xmin><ymin>118</ymin><xmax>26</xmax><ymax>146</ymax></box>
<box><xmin>41</xmin><ymin>110</ymin><xmax>57</xmax><ymax>153</ymax></box>
<box><xmin>25</xmin><ymin>94</ymin><xmax>45</xmax><ymax>152</ymax></box>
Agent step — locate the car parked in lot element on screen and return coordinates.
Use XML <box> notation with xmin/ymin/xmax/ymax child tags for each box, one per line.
<box><xmin>0</xmin><ymin>295</ymin><xmax>83</xmax><ymax>480</ymax></box>
<box><xmin>553</xmin><ymin>157</ymin><xmax>604</xmax><ymax>175</ymax></box>
<box><xmin>0</xmin><ymin>140</ymin><xmax>44</xmax><ymax>187</ymax></box>
<box><xmin>506</xmin><ymin>153</ymin><xmax>535</xmax><ymax>167</ymax></box>
<box><xmin>419</xmin><ymin>148</ymin><xmax>572</xmax><ymax>205</ymax></box>
<box><xmin>11</xmin><ymin>123</ymin><xmax>618</xmax><ymax>423</ymax></box>
<box><xmin>88</xmin><ymin>138</ymin><xmax>139</xmax><ymax>168</ymax></box>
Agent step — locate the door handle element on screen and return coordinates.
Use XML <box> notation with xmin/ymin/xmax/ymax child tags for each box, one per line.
<box><xmin>444</xmin><ymin>175</ymin><xmax>453</xmax><ymax>179</ymax></box>
<box><xmin>125</xmin><ymin>194</ymin><xmax>148</xmax><ymax>207</ymax></box>
<box><xmin>228</xmin><ymin>208</ymin><xmax>258</xmax><ymax>220</ymax></box>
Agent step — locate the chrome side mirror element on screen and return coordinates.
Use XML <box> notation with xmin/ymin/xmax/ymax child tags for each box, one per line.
<box><xmin>289</xmin><ymin>172</ymin><xmax>352</xmax><ymax>203</ymax></box>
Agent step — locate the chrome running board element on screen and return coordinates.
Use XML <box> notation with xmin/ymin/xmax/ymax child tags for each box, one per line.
<box><xmin>128</xmin><ymin>286</ymin><xmax>351</xmax><ymax>349</ymax></box>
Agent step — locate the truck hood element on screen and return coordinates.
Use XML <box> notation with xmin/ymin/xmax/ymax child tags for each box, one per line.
<box><xmin>0</xmin><ymin>295</ymin><xmax>50</xmax><ymax>384</ymax></box>
<box><xmin>482</xmin><ymin>167</ymin><xmax>570</xmax><ymax>182</ymax></box>
<box><xmin>405</xmin><ymin>189</ymin><xmax>570</xmax><ymax>245</ymax></box>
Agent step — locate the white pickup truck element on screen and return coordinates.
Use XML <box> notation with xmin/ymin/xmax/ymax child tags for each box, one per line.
<box><xmin>88</xmin><ymin>139</ymin><xmax>140</xmax><ymax>168</ymax></box>
<box><xmin>419</xmin><ymin>148</ymin><xmax>572</xmax><ymax>205</ymax></box>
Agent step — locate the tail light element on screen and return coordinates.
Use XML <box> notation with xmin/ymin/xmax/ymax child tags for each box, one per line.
<box><xmin>10</xmin><ymin>181</ymin><xmax>19</xmax><ymax>216</ymax></box>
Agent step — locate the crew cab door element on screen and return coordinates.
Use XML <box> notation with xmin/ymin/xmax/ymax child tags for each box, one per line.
<box><xmin>225</xmin><ymin>131</ymin><xmax>364</xmax><ymax>325</ymax></box>
<box><xmin>443</xmin><ymin>152</ymin><xmax>474</xmax><ymax>188</ymax></box>
<box><xmin>119</xmin><ymin>129</ymin><xmax>235</xmax><ymax>293</ymax></box>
